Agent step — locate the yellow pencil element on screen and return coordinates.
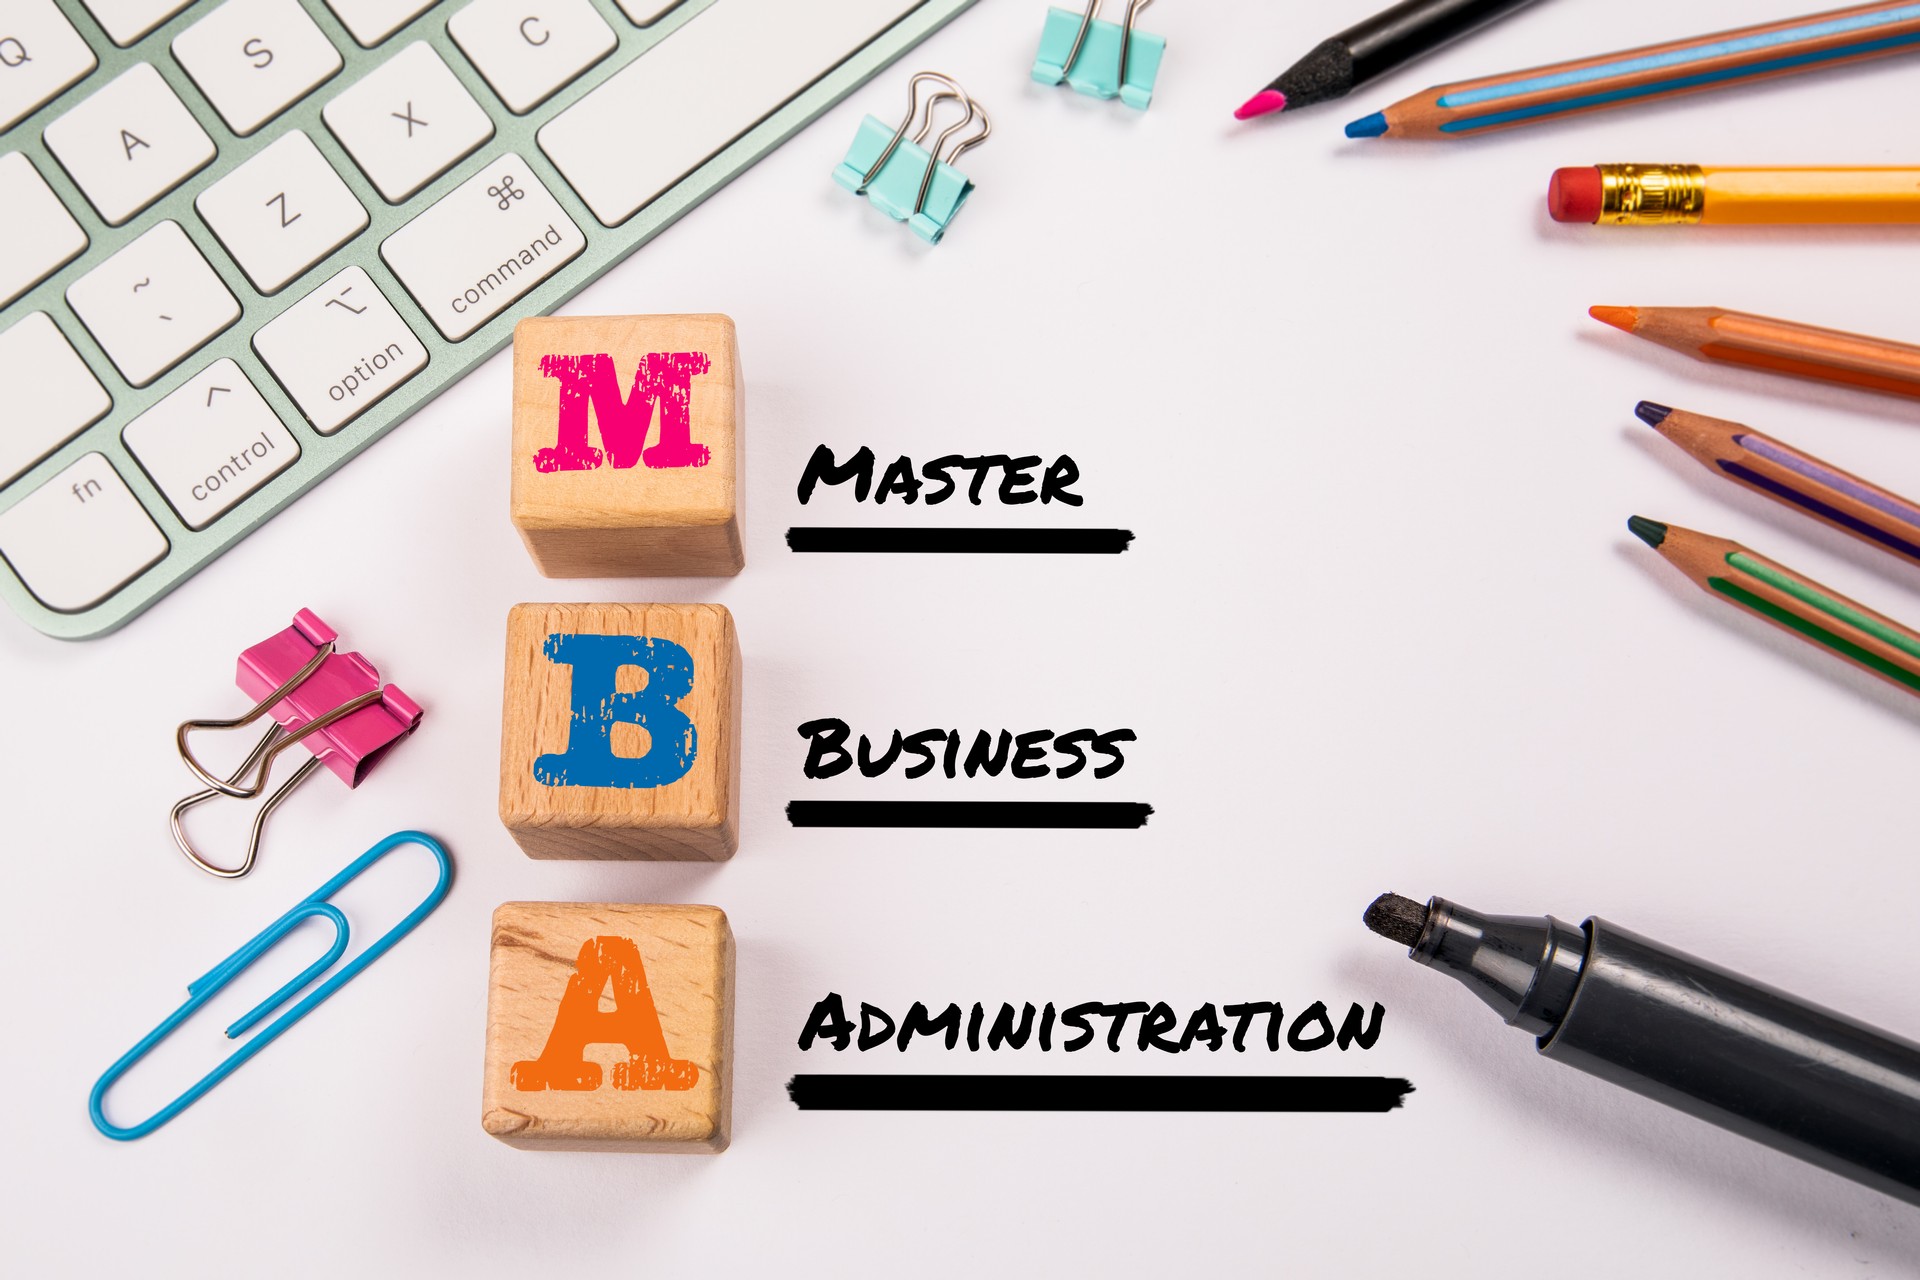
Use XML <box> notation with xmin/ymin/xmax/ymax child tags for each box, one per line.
<box><xmin>1550</xmin><ymin>165</ymin><xmax>1920</xmax><ymax>226</ymax></box>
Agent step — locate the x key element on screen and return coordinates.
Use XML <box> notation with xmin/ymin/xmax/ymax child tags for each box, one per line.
<box><xmin>323</xmin><ymin>42</ymin><xmax>494</xmax><ymax>202</ymax></box>
<box><xmin>392</xmin><ymin>102</ymin><xmax>427</xmax><ymax>135</ymax></box>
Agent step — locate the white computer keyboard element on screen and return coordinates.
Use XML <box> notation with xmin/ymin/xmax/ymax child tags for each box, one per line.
<box><xmin>0</xmin><ymin>0</ymin><xmax>974</xmax><ymax>637</ymax></box>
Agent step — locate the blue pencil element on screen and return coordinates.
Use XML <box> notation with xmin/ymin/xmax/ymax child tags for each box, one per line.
<box><xmin>1347</xmin><ymin>0</ymin><xmax>1920</xmax><ymax>138</ymax></box>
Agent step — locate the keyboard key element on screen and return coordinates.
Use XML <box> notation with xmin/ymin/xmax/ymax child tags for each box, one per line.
<box><xmin>613</xmin><ymin>1</ymin><xmax>685</xmax><ymax>23</ymax></box>
<box><xmin>0</xmin><ymin>452</ymin><xmax>167</xmax><ymax>612</ymax></box>
<box><xmin>323</xmin><ymin>0</ymin><xmax>436</xmax><ymax>48</ymax></box>
<box><xmin>0</xmin><ymin>313</ymin><xmax>112</xmax><ymax>486</ymax></box>
<box><xmin>0</xmin><ymin>1</ymin><xmax>97</xmax><ymax>130</ymax></box>
<box><xmin>122</xmin><ymin>358</ymin><xmax>299</xmax><ymax>529</ymax></box>
<box><xmin>79</xmin><ymin>0</ymin><xmax>195</xmax><ymax>47</ymax></box>
<box><xmin>540</xmin><ymin>0</ymin><xmax>918</xmax><ymax>226</ymax></box>
<box><xmin>380</xmin><ymin>154</ymin><xmax>583</xmax><ymax>340</ymax></box>
<box><xmin>67</xmin><ymin>220</ymin><xmax>241</xmax><ymax>386</ymax></box>
<box><xmin>254</xmin><ymin>265</ymin><xmax>426</xmax><ymax>433</ymax></box>
<box><xmin>0</xmin><ymin>152</ymin><xmax>89</xmax><ymax>307</ymax></box>
<box><xmin>449</xmin><ymin>0</ymin><xmax>615</xmax><ymax>115</ymax></box>
<box><xmin>322</xmin><ymin>41</ymin><xmax>492</xmax><ymax>202</ymax></box>
<box><xmin>172</xmin><ymin>0</ymin><xmax>343</xmax><ymax>135</ymax></box>
<box><xmin>43</xmin><ymin>62</ymin><xmax>217</xmax><ymax>226</ymax></box>
<box><xmin>195</xmin><ymin>130</ymin><xmax>366</xmax><ymax>292</ymax></box>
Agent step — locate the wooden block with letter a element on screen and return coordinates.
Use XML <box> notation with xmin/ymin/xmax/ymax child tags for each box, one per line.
<box><xmin>483</xmin><ymin>902</ymin><xmax>734</xmax><ymax>1152</ymax></box>
<box><xmin>499</xmin><ymin>602</ymin><xmax>740</xmax><ymax>860</ymax></box>
<box><xmin>510</xmin><ymin>313</ymin><xmax>744</xmax><ymax>577</ymax></box>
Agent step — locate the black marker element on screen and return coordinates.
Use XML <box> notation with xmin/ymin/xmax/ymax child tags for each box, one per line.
<box><xmin>1234</xmin><ymin>0</ymin><xmax>1546</xmax><ymax>121</ymax></box>
<box><xmin>1363</xmin><ymin>892</ymin><xmax>1920</xmax><ymax>1205</ymax></box>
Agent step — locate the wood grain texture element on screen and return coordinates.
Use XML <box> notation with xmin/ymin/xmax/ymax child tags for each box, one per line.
<box><xmin>499</xmin><ymin>603</ymin><xmax>741</xmax><ymax>861</ymax></box>
<box><xmin>510</xmin><ymin>314</ymin><xmax>744</xmax><ymax>577</ymax></box>
<box><xmin>482</xmin><ymin>902</ymin><xmax>734</xmax><ymax>1153</ymax></box>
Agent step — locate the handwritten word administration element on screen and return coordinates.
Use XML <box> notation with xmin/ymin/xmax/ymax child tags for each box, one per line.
<box><xmin>800</xmin><ymin>995</ymin><xmax>1386</xmax><ymax>1054</ymax></box>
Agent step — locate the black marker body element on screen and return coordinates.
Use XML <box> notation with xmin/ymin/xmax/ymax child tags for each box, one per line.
<box><xmin>1401</xmin><ymin>897</ymin><xmax>1920</xmax><ymax>1206</ymax></box>
<box><xmin>1266</xmin><ymin>0</ymin><xmax>1543</xmax><ymax>111</ymax></box>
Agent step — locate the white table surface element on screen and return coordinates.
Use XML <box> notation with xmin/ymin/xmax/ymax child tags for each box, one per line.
<box><xmin>6</xmin><ymin>0</ymin><xmax>1920</xmax><ymax>1274</ymax></box>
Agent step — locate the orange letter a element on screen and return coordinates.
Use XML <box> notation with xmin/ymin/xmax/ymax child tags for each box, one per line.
<box><xmin>511</xmin><ymin>936</ymin><xmax>700</xmax><ymax>1092</ymax></box>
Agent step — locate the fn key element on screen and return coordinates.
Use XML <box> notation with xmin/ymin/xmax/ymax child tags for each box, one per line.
<box><xmin>0</xmin><ymin>454</ymin><xmax>168</xmax><ymax>612</ymax></box>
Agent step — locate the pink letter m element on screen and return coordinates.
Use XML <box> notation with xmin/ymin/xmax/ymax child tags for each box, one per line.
<box><xmin>533</xmin><ymin>351</ymin><xmax>713</xmax><ymax>473</ymax></box>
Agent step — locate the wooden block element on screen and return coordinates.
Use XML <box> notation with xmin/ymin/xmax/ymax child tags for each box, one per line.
<box><xmin>483</xmin><ymin>902</ymin><xmax>734</xmax><ymax>1153</ymax></box>
<box><xmin>510</xmin><ymin>313</ymin><xmax>743</xmax><ymax>578</ymax></box>
<box><xmin>499</xmin><ymin>602</ymin><xmax>740</xmax><ymax>860</ymax></box>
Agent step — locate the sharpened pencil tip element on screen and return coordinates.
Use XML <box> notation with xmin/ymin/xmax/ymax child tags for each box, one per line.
<box><xmin>1635</xmin><ymin>401</ymin><xmax>1673</xmax><ymax>426</ymax></box>
<box><xmin>1364</xmin><ymin>894</ymin><xmax>1429</xmax><ymax>948</ymax></box>
<box><xmin>1345</xmin><ymin>111</ymin><xmax>1388</xmax><ymax>139</ymax></box>
<box><xmin>1628</xmin><ymin>516</ymin><xmax>1669</xmax><ymax>549</ymax></box>
<box><xmin>1235</xmin><ymin>89</ymin><xmax>1287</xmax><ymax>120</ymax></box>
<box><xmin>1589</xmin><ymin>305</ymin><xmax>1637</xmax><ymax>333</ymax></box>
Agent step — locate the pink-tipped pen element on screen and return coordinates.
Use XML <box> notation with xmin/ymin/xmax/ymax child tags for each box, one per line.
<box><xmin>1234</xmin><ymin>89</ymin><xmax>1288</xmax><ymax>121</ymax></box>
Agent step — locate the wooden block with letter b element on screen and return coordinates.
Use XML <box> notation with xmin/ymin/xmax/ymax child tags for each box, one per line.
<box><xmin>483</xmin><ymin>902</ymin><xmax>734</xmax><ymax>1153</ymax></box>
<box><xmin>499</xmin><ymin>602</ymin><xmax>740</xmax><ymax>860</ymax></box>
<box><xmin>510</xmin><ymin>313</ymin><xmax>744</xmax><ymax>578</ymax></box>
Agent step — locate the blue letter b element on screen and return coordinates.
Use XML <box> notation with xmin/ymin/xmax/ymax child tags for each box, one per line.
<box><xmin>533</xmin><ymin>633</ymin><xmax>698</xmax><ymax>789</ymax></box>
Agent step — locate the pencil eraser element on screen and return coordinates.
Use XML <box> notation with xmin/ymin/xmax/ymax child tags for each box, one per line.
<box><xmin>1548</xmin><ymin>167</ymin><xmax>1603</xmax><ymax>224</ymax></box>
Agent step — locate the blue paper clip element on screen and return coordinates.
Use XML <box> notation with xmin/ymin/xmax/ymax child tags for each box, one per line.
<box><xmin>89</xmin><ymin>830</ymin><xmax>452</xmax><ymax>1141</ymax></box>
<box><xmin>1032</xmin><ymin>0</ymin><xmax>1165</xmax><ymax>110</ymax></box>
<box><xmin>833</xmin><ymin>71</ymin><xmax>991</xmax><ymax>245</ymax></box>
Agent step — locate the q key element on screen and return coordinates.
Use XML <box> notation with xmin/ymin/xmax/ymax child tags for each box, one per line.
<box><xmin>0</xmin><ymin>1</ymin><xmax>97</xmax><ymax>132</ymax></box>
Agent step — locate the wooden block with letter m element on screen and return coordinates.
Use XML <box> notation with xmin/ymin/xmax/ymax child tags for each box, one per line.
<box><xmin>483</xmin><ymin>902</ymin><xmax>734</xmax><ymax>1152</ymax></box>
<box><xmin>510</xmin><ymin>314</ymin><xmax>744</xmax><ymax>577</ymax></box>
<box><xmin>499</xmin><ymin>602</ymin><xmax>740</xmax><ymax>860</ymax></box>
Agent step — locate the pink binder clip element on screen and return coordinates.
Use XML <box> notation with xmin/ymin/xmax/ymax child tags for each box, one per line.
<box><xmin>172</xmin><ymin>609</ymin><xmax>423</xmax><ymax>878</ymax></box>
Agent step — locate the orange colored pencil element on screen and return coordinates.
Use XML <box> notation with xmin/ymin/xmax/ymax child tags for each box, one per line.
<box><xmin>1592</xmin><ymin>306</ymin><xmax>1920</xmax><ymax>401</ymax></box>
<box><xmin>1629</xmin><ymin>516</ymin><xmax>1920</xmax><ymax>699</ymax></box>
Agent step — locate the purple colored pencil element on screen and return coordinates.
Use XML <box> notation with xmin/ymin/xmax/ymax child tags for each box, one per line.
<box><xmin>1637</xmin><ymin>401</ymin><xmax>1920</xmax><ymax>568</ymax></box>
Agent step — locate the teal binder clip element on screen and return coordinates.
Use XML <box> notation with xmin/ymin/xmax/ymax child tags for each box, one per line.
<box><xmin>833</xmin><ymin>71</ymin><xmax>991</xmax><ymax>245</ymax></box>
<box><xmin>1032</xmin><ymin>0</ymin><xmax>1165</xmax><ymax>110</ymax></box>
<box><xmin>88</xmin><ymin>830</ymin><xmax>452</xmax><ymax>1141</ymax></box>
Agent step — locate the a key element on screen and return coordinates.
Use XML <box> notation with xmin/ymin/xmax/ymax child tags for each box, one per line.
<box><xmin>322</xmin><ymin>41</ymin><xmax>493</xmax><ymax>202</ymax></box>
<box><xmin>540</xmin><ymin>0</ymin><xmax>920</xmax><ymax>226</ymax></box>
<box><xmin>323</xmin><ymin>0</ymin><xmax>437</xmax><ymax>49</ymax></box>
<box><xmin>172</xmin><ymin>0</ymin><xmax>343</xmax><ymax>135</ymax></box>
<box><xmin>0</xmin><ymin>452</ymin><xmax>168</xmax><ymax>612</ymax></box>
<box><xmin>43</xmin><ymin>62</ymin><xmax>217</xmax><ymax>226</ymax></box>
<box><xmin>0</xmin><ymin>152</ymin><xmax>89</xmax><ymax>308</ymax></box>
<box><xmin>78</xmin><ymin>0</ymin><xmax>196</xmax><ymax>47</ymax></box>
<box><xmin>122</xmin><ymin>358</ymin><xmax>299</xmax><ymax>529</ymax></box>
<box><xmin>379</xmin><ymin>154</ymin><xmax>583</xmax><ymax>340</ymax></box>
<box><xmin>449</xmin><ymin>0</ymin><xmax>615</xmax><ymax>115</ymax></box>
<box><xmin>253</xmin><ymin>265</ymin><xmax>426</xmax><ymax>433</ymax></box>
<box><xmin>0</xmin><ymin>0</ymin><xmax>98</xmax><ymax>131</ymax></box>
<box><xmin>613</xmin><ymin>1</ymin><xmax>686</xmax><ymax>24</ymax></box>
<box><xmin>196</xmin><ymin>130</ymin><xmax>367</xmax><ymax>293</ymax></box>
<box><xmin>0</xmin><ymin>312</ymin><xmax>112</xmax><ymax>487</ymax></box>
<box><xmin>67</xmin><ymin>220</ymin><xmax>241</xmax><ymax>387</ymax></box>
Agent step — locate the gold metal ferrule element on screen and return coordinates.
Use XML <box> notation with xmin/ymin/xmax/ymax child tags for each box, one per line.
<box><xmin>1597</xmin><ymin>164</ymin><xmax>1707</xmax><ymax>225</ymax></box>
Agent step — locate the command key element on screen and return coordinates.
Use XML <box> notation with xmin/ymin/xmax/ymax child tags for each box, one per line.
<box><xmin>380</xmin><ymin>154</ymin><xmax>586</xmax><ymax>342</ymax></box>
